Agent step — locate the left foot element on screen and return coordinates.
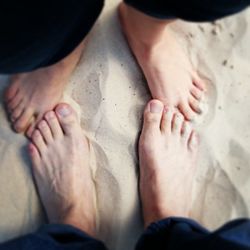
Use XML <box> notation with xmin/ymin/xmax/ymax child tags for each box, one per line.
<box><xmin>139</xmin><ymin>100</ymin><xmax>199</xmax><ymax>227</ymax></box>
<box><xmin>5</xmin><ymin>41</ymin><xmax>85</xmax><ymax>136</ymax></box>
<box><xmin>119</xmin><ymin>3</ymin><xmax>206</xmax><ymax>120</ymax></box>
<box><xmin>29</xmin><ymin>103</ymin><xmax>96</xmax><ymax>235</ymax></box>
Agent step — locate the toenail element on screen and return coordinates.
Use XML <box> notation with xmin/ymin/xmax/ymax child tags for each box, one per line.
<box><xmin>150</xmin><ymin>102</ymin><xmax>162</xmax><ymax>113</ymax></box>
<box><xmin>57</xmin><ymin>106</ymin><xmax>70</xmax><ymax>117</ymax></box>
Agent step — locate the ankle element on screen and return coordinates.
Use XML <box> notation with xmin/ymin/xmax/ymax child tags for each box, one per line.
<box><xmin>119</xmin><ymin>3</ymin><xmax>175</xmax><ymax>47</ymax></box>
<box><xmin>50</xmin><ymin>203</ymin><xmax>96</xmax><ymax>236</ymax></box>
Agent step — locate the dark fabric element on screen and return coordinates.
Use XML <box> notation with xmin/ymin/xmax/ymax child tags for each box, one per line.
<box><xmin>1</xmin><ymin>218</ymin><xmax>250</xmax><ymax>250</ymax></box>
<box><xmin>0</xmin><ymin>0</ymin><xmax>249</xmax><ymax>73</ymax></box>
<box><xmin>124</xmin><ymin>0</ymin><xmax>250</xmax><ymax>22</ymax></box>
<box><xmin>0</xmin><ymin>0</ymin><xmax>104</xmax><ymax>74</ymax></box>
<box><xmin>136</xmin><ymin>217</ymin><xmax>250</xmax><ymax>250</ymax></box>
<box><xmin>0</xmin><ymin>224</ymin><xmax>107</xmax><ymax>250</ymax></box>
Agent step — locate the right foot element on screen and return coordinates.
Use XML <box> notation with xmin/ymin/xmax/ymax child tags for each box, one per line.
<box><xmin>29</xmin><ymin>103</ymin><xmax>96</xmax><ymax>236</ymax></box>
<box><xmin>139</xmin><ymin>100</ymin><xmax>199</xmax><ymax>227</ymax></box>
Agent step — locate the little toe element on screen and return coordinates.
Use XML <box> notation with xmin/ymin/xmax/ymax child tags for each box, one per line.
<box><xmin>38</xmin><ymin>120</ymin><xmax>53</xmax><ymax>144</ymax></box>
<box><xmin>55</xmin><ymin>103</ymin><xmax>81</xmax><ymax>136</ymax></box>
<box><xmin>32</xmin><ymin>129</ymin><xmax>47</xmax><ymax>154</ymax></box>
<box><xmin>45</xmin><ymin>111</ymin><xmax>63</xmax><ymax>139</ymax></box>
<box><xmin>28</xmin><ymin>143</ymin><xmax>41</xmax><ymax>166</ymax></box>
<box><xmin>190</xmin><ymin>87</ymin><xmax>203</xmax><ymax>101</ymax></box>
<box><xmin>179</xmin><ymin>102</ymin><xmax>196</xmax><ymax>121</ymax></box>
<box><xmin>192</xmin><ymin>72</ymin><xmax>206</xmax><ymax>91</ymax></box>
<box><xmin>189</xmin><ymin>97</ymin><xmax>202</xmax><ymax>114</ymax></box>
<box><xmin>172</xmin><ymin>113</ymin><xmax>184</xmax><ymax>135</ymax></box>
<box><xmin>14</xmin><ymin>109</ymin><xmax>34</xmax><ymax>133</ymax></box>
<box><xmin>161</xmin><ymin>107</ymin><xmax>174</xmax><ymax>134</ymax></box>
<box><xmin>181</xmin><ymin>121</ymin><xmax>192</xmax><ymax>145</ymax></box>
<box><xmin>142</xmin><ymin>100</ymin><xmax>164</xmax><ymax>132</ymax></box>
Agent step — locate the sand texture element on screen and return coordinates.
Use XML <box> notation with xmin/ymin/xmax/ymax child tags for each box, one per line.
<box><xmin>0</xmin><ymin>1</ymin><xmax>250</xmax><ymax>250</ymax></box>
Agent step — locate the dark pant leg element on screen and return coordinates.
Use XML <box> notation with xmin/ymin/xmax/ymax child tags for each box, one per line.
<box><xmin>124</xmin><ymin>0</ymin><xmax>250</xmax><ymax>22</ymax></box>
<box><xmin>136</xmin><ymin>217</ymin><xmax>250</xmax><ymax>250</ymax></box>
<box><xmin>0</xmin><ymin>224</ymin><xmax>108</xmax><ymax>250</ymax></box>
<box><xmin>0</xmin><ymin>0</ymin><xmax>104</xmax><ymax>74</ymax></box>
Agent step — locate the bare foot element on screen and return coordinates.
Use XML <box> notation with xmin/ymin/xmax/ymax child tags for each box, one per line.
<box><xmin>29</xmin><ymin>103</ymin><xmax>96</xmax><ymax>236</ymax></box>
<box><xmin>139</xmin><ymin>100</ymin><xmax>199</xmax><ymax>227</ymax></box>
<box><xmin>5</xmin><ymin>40</ymin><xmax>85</xmax><ymax>136</ymax></box>
<box><xmin>119</xmin><ymin>3</ymin><xmax>206</xmax><ymax>120</ymax></box>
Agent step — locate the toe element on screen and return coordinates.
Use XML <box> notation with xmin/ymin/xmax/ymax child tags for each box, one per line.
<box><xmin>7</xmin><ymin>94</ymin><xmax>22</xmax><ymax>112</ymax></box>
<box><xmin>192</xmin><ymin>72</ymin><xmax>206</xmax><ymax>91</ymax></box>
<box><xmin>5</xmin><ymin>83</ymin><xmax>18</xmax><ymax>102</ymax></box>
<box><xmin>28</xmin><ymin>143</ymin><xmax>41</xmax><ymax>166</ymax></box>
<box><xmin>188</xmin><ymin>131</ymin><xmax>199</xmax><ymax>151</ymax></box>
<box><xmin>26</xmin><ymin>114</ymin><xmax>43</xmax><ymax>138</ymax></box>
<box><xmin>181</xmin><ymin>121</ymin><xmax>192</xmax><ymax>145</ymax></box>
<box><xmin>55</xmin><ymin>103</ymin><xmax>80</xmax><ymax>136</ymax></box>
<box><xmin>190</xmin><ymin>87</ymin><xmax>203</xmax><ymax>101</ymax></box>
<box><xmin>32</xmin><ymin>129</ymin><xmax>47</xmax><ymax>154</ymax></box>
<box><xmin>161</xmin><ymin>107</ymin><xmax>174</xmax><ymax>134</ymax></box>
<box><xmin>38</xmin><ymin>120</ymin><xmax>53</xmax><ymax>144</ymax></box>
<box><xmin>45</xmin><ymin>111</ymin><xmax>63</xmax><ymax>139</ymax></box>
<box><xmin>172</xmin><ymin>113</ymin><xmax>184</xmax><ymax>135</ymax></box>
<box><xmin>179</xmin><ymin>102</ymin><xmax>196</xmax><ymax>121</ymax></box>
<box><xmin>14</xmin><ymin>109</ymin><xmax>34</xmax><ymax>133</ymax></box>
<box><xmin>189</xmin><ymin>97</ymin><xmax>202</xmax><ymax>114</ymax></box>
<box><xmin>10</xmin><ymin>102</ymin><xmax>25</xmax><ymax>122</ymax></box>
<box><xmin>142</xmin><ymin>100</ymin><xmax>164</xmax><ymax>132</ymax></box>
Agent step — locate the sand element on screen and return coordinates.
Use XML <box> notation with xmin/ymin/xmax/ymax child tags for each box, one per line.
<box><xmin>0</xmin><ymin>1</ymin><xmax>250</xmax><ymax>250</ymax></box>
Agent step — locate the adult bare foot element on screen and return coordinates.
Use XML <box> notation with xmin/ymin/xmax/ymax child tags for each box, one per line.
<box><xmin>29</xmin><ymin>103</ymin><xmax>96</xmax><ymax>236</ymax></box>
<box><xmin>5</xmin><ymin>40</ymin><xmax>85</xmax><ymax>136</ymax></box>
<box><xmin>139</xmin><ymin>100</ymin><xmax>199</xmax><ymax>227</ymax></box>
<box><xmin>119</xmin><ymin>3</ymin><xmax>206</xmax><ymax>120</ymax></box>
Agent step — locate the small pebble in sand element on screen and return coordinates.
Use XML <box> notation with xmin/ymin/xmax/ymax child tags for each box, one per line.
<box><xmin>230</xmin><ymin>33</ymin><xmax>234</xmax><ymax>38</ymax></box>
<box><xmin>218</xmin><ymin>106</ymin><xmax>222</xmax><ymax>110</ymax></box>
<box><xmin>230</xmin><ymin>65</ymin><xmax>234</xmax><ymax>69</ymax></box>
<box><xmin>222</xmin><ymin>60</ymin><xmax>228</xmax><ymax>66</ymax></box>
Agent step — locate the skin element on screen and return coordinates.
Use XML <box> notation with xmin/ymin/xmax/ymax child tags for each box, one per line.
<box><xmin>29</xmin><ymin>103</ymin><xmax>96</xmax><ymax>236</ymax></box>
<box><xmin>28</xmin><ymin>100</ymin><xmax>198</xmax><ymax>235</ymax></box>
<box><xmin>5</xmin><ymin>40</ymin><xmax>85</xmax><ymax>137</ymax></box>
<box><xmin>139</xmin><ymin>100</ymin><xmax>198</xmax><ymax>227</ymax></box>
<box><xmin>119</xmin><ymin>3</ymin><xmax>206</xmax><ymax>121</ymax></box>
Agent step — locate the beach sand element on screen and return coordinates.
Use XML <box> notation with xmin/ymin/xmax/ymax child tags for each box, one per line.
<box><xmin>0</xmin><ymin>1</ymin><xmax>250</xmax><ymax>250</ymax></box>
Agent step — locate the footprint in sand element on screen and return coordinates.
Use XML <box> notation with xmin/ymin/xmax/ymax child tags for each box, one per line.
<box><xmin>192</xmin><ymin>160</ymin><xmax>248</xmax><ymax>230</ymax></box>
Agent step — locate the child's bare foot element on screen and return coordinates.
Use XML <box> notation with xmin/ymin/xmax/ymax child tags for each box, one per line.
<box><xmin>5</xmin><ymin>41</ymin><xmax>85</xmax><ymax>136</ymax></box>
<box><xmin>119</xmin><ymin>3</ymin><xmax>205</xmax><ymax>121</ymax></box>
<box><xmin>139</xmin><ymin>100</ymin><xmax>199</xmax><ymax>227</ymax></box>
<box><xmin>29</xmin><ymin>103</ymin><xmax>96</xmax><ymax>236</ymax></box>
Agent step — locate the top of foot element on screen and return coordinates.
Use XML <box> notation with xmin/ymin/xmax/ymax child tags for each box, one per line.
<box><xmin>139</xmin><ymin>100</ymin><xmax>199</xmax><ymax>227</ymax></box>
<box><xmin>29</xmin><ymin>103</ymin><xmax>96</xmax><ymax>236</ymax></box>
<box><xmin>5</xmin><ymin>40</ymin><xmax>85</xmax><ymax>136</ymax></box>
<box><xmin>119</xmin><ymin>3</ymin><xmax>206</xmax><ymax>121</ymax></box>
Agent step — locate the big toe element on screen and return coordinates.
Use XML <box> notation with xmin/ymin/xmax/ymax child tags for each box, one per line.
<box><xmin>55</xmin><ymin>103</ymin><xmax>79</xmax><ymax>135</ymax></box>
<box><xmin>142</xmin><ymin>100</ymin><xmax>164</xmax><ymax>132</ymax></box>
